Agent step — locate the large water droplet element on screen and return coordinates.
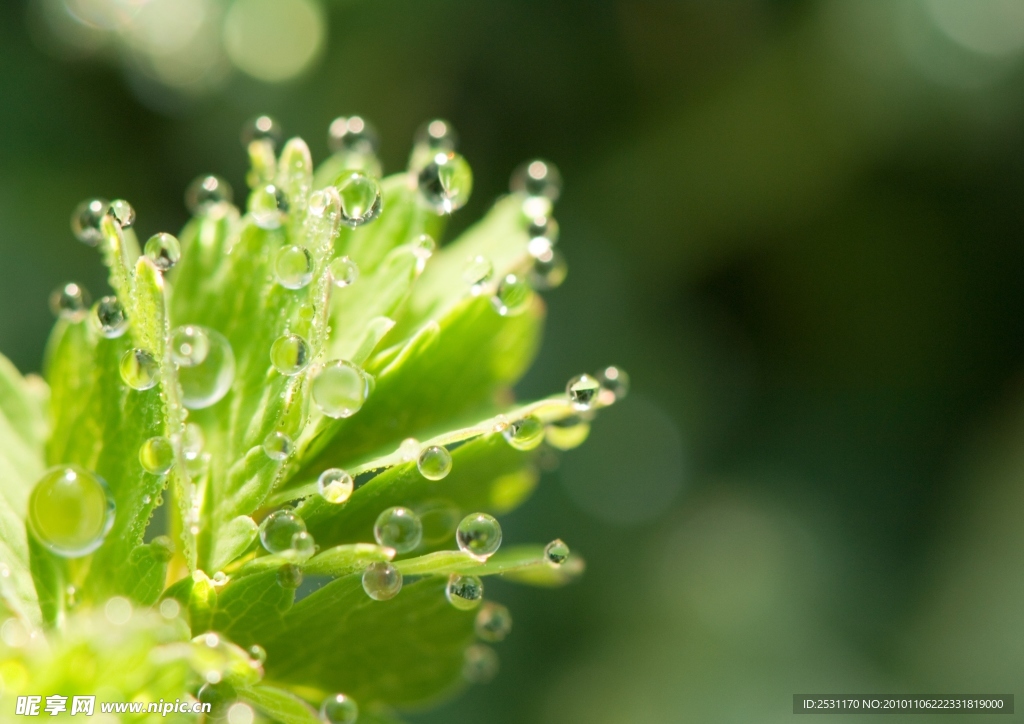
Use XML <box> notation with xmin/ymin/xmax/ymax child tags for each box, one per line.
<box><xmin>446</xmin><ymin>573</ymin><xmax>484</xmax><ymax>611</ymax></box>
<box><xmin>544</xmin><ymin>538</ymin><xmax>570</xmax><ymax>567</ymax></box>
<box><xmin>318</xmin><ymin>468</ymin><xmax>354</xmax><ymax>504</ymax></box>
<box><xmin>262</xmin><ymin>431</ymin><xmax>293</xmax><ymax>461</ymax></box>
<box><xmin>107</xmin><ymin>199</ymin><xmax>135</xmax><ymax>228</ymax></box>
<box><xmin>177</xmin><ymin>327</ymin><xmax>235</xmax><ymax>409</ymax></box>
<box><xmin>337</xmin><ymin>172</ymin><xmax>382</xmax><ymax>227</ymax></box>
<box><xmin>277</xmin><ymin>563</ymin><xmax>303</xmax><ymax>589</ymax></box>
<box><xmin>511</xmin><ymin>159</ymin><xmax>562</xmax><ymax>202</ymax></box>
<box><xmin>170</xmin><ymin>325</ymin><xmax>210</xmax><ymax>367</ymax></box>
<box><xmin>259</xmin><ymin>510</ymin><xmax>306</xmax><ymax>554</ymax></box>
<box><xmin>241</xmin><ymin>115</ymin><xmax>282</xmax><ymax>149</ymax></box>
<box><xmin>328</xmin><ymin>256</ymin><xmax>359</xmax><ymax>288</ymax></box>
<box><xmin>270</xmin><ymin>333</ymin><xmax>310</xmax><ymax>376</ymax></box>
<box><xmin>291</xmin><ymin>530</ymin><xmax>316</xmax><ymax>559</ymax></box>
<box><xmin>50</xmin><ymin>283</ymin><xmax>90</xmax><ymax>321</ymax></box>
<box><xmin>250</xmin><ymin>184</ymin><xmax>288</xmax><ymax>229</ymax></box>
<box><xmin>320</xmin><ymin>693</ymin><xmax>359</xmax><ymax>724</ymax></box>
<box><xmin>120</xmin><ymin>348</ymin><xmax>159</xmax><ymax>391</ymax></box>
<box><xmin>275</xmin><ymin>245</ymin><xmax>314</xmax><ymax>289</ymax></box>
<box><xmin>71</xmin><ymin>198</ymin><xmax>109</xmax><ymax>246</ymax></box>
<box><xmin>92</xmin><ymin>296</ymin><xmax>128</xmax><ymax>338</ymax></box>
<box><xmin>362</xmin><ymin>561</ymin><xmax>402</xmax><ymax>600</ymax></box>
<box><xmin>544</xmin><ymin>415</ymin><xmax>591</xmax><ymax>450</ymax></box>
<box><xmin>329</xmin><ymin>116</ymin><xmax>379</xmax><ymax>156</ymax></box>
<box><xmin>502</xmin><ymin>415</ymin><xmax>544</xmax><ymax>451</ymax></box>
<box><xmin>28</xmin><ymin>466</ymin><xmax>115</xmax><ymax>557</ymax></box>
<box><xmin>462</xmin><ymin>255</ymin><xmax>493</xmax><ymax>291</ymax></box>
<box><xmin>456</xmin><ymin>513</ymin><xmax>502</xmax><ymax>560</ymax></box>
<box><xmin>374</xmin><ymin>506</ymin><xmax>422</xmax><ymax>553</ymax></box>
<box><xmin>417</xmin><ymin>152</ymin><xmax>473</xmax><ymax>214</ymax></box>
<box><xmin>463</xmin><ymin>644</ymin><xmax>499</xmax><ymax>683</ymax></box>
<box><xmin>144</xmin><ymin>233</ymin><xmax>181</xmax><ymax>272</ymax></box>
<box><xmin>475</xmin><ymin>601</ymin><xmax>512</xmax><ymax>642</ymax></box>
<box><xmin>417</xmin><ymin>445</ymin><xmax>452</xmax><ymax>480</ymax></box>
<box><xmin>139</xmin><ymin>436</ymin><xmax>174</xmax><ymax>475</ymax></box>
<box><xmin>596</xmin><ymin>365</ymin><xmax>630</xmax><ymax>402</ymax></box>
<box><xmin>490</xmin><ymin>273</ymin><xmax>533</xmax><ymax>316</ymax></box>
<box><xmin>566</xmin><ymin>373</ymin><xmax>600</xmax><ymax>411</ymax></box>
<box><xmin>186</xmin><ymin>175</ymin><xmax>233</xmax><ymax>215</ymax></box>
<box><xmin>310</xmin><ymin>360</ymin><xmax>369</xmax><ymax>418</ymax></box>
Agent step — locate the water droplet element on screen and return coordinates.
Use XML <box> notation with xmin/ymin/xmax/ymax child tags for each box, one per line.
<box><xmin>475</xmin><ymin>601</ymin><xmax>512</xmax><ymax>642</ymax></box>
<box><xmin>329</xmin><ymin>116</ymin><xmax>379</xmax><ymax>156</ymax></box>
<box><xmin>159</xmin><ymin>597</ymin><xmax>180</xmax><ymax>619</ymax></box>
<box><xmin>50</xmin><ymin>282</ymin><xmax>90</xmax><ymax>321</ymax></box>
<box><xmin>596</xmin><ymin>365</ymin><xmax>630</xmax><ymax>402</ymax></box>
<box><xmin>320</xmin><ymin>693</ymin><xmax>359</xmax><ymax>724</ymax></box>
<box><xmin>456</xmin><ymin>513</ymin><xmax>502</xmax><ymax>560</ymax></box>
<box><xmin>170</xmin><ymin>325</ymin><xmax>210</xmax><ymax>367</ymax></box>
<box><xmin>28</xmin><ymin>465</ymin><xmax>115</xmax><ymax>558</ymax></box>
<box><xmin>277</xmin><ymin>563</ymin><xmax>303</xmax><ymax>589</ymax></box>
<box><xmin>186</xmin><ymin>175</ymin><xmax>233</xmax><ymax>214</ymax></box>
<box><xmin>446</xmin><ymin>573</ymin><xmax>484</xmax><ymax>611</ymax></box>
<box><xmin>71</xmin><ymin>198</ymin><xmax>110</xmax><ymax>246</ymax></box>
<box><xmin>182</xmin><ymin>422</ymin><xmax>205</xmax><ymax>461</ymax></box>
<box><xmin>399</xmin><ymin>437</ymin><xmax>421</xmax><ymax>461</ymax></box>
<box><xmin>250</xmin><ymin>184</ymin><xmax>288</xmax><ymax>229</ymax></box>
<box><xmin>417</xmin><ymin>152</ymin><xmax>473</xmax><ymax>214</ymax></box>
<box><xmin>177</xmin><ymin>327</ymin><xmax>236</xmax><ymax>409</ymax></box>
<box><xmin>91</xmin><ymin>296</ymin><xmax>128</xmax><ymax>338</ymax></box>
<box><xmin>139</xmin><ymin>436</ymin><xmax>174</xmax><ymax>475</ymax></box>
<box><xmin>107</xmin><ymin>199</ymin><xmax>135</xmax><ymax>228</ymax></box>
<box><xmin>318</xmin><ymin>468</ymin><xmax>354</xmax><ymax>504</ymax></box>
<box><xmin>463</xmin><ymin>644</ymin><xmax>499</xmax><ymax>683</ymax></box>
<box><xmin>502</xmin><ymin>415</ymin><xmax>544</xmax><ymax>451</ymax></box>
<box><xmin>362</xmin><ymin>561</ymin><xmax>402</xmax><ymax>600</ymax></box>
<box><xmin>544</xmin><ymin>538</ymin><xmax>570</xmax><ymax>566</ymax></box>
<box><xmin>374</xmin><ymin>506</ymin><xmax>422</xmax><ymax>553</ymax></box>
<box><xmin>144</xmin><ymin>233</ymin><xmax>181</xmax><ymax>271</ymax></box>
<box><xmin>337</xmin><ymin>172</ymin><xmax>382</xmax><ymax>227</ymax></box>
<box><xmin>310</xmin><ymin>360</ymin><xmax>370</xmax><ymax>418</ymax></box>
<box><xmin>511</xmin><ymin>159</ymin><xmax>562</xmax><ymax>202</ymax></box>
<box><xmin>212</xmin><ymin>571</ymin><xmax>228</xmax><ymax>586</ymax></box>
<box><xmin>566</xmin><ymin>373</ymin><xmax>600</xmax><ymax>410</ymax></box>
<box><xmin>120</xmin><ymin>348</ymin><xmax>159</xmax><ymax>390</ymax></box>
<box><xmin>492</xmin><ymin>415</ymin><xmax>510</xmax><ymax>433</ymax></box>
<box><xmin>415</xmin><ymin>118</ymin><xmax>458</xmax><ymax>153</ymax></box>
<box><xmin>528</xmin><ymin>215</ymin><xmax>559</xmax><ymax>242</ymax></box>
<box><xmin>248</xmin><ymin>644</ymin><xmax>267</xmax><ymax>665</ymax></box>
<box><xmin>275</xmin><ymin>245</ymin><xmax>314</xmax><ymax>289</ymax></box>
<box><xmin>417</xmin><ymin>445</ymin><xmax>452</xmax><ymax>480</ymax></box>
<box><xmin>462</xmin><ymin>255</ymin><xmax>493</xmax><ymax>290</ymax></box>
<box><xmin>262</xmin><ymin>431</ymin><xmax>293</xmax><ymax>461</ymax></box>
<box><xmin>270</xmin><ymin>333</ymin><xmax>310</xmax><ymax>376</ymax></box>
<box><xmin>490</xmin><ymin>273</ymin><xmax>532</xmax><ymax>316</ymax></box>
<box><xmin>241</xmin><ymin>115</ymin><xmax>282</xmax><ymax>149</ymax></box>
<box><xmin>544</xmin><ymin>415</ymin><xmax>591</xmax><ymax>450</ymax></box>
<box><xmin>328</xmin><ymin>256</ymin><xmax>359</xmax><ymax>287</ymax></box>
<box><xmin>529</xmin><ymin>248</ymin><xmax>567</xmax><ymax>290</ymax></box>
<box><xmin>259</xmin><ymin>510</ymin><xmax>307</xmax><ymax>554</ymax></box>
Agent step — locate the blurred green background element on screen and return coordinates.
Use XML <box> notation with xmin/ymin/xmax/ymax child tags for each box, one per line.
<box><xmin>2</xmin><ymin>0</ymin><xmax>1024</xmax><ymax>720</ymax></box>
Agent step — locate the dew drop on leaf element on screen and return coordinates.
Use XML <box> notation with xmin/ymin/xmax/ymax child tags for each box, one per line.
<box><xmin>28</xmin><ymin>466</ymin><xmax>115</xmax><ymax>558</ymax></box>
<box><xmin>270</xmin><ymin>333</ymin><xmax>310</xmax><ymax>376</ymax></box>
<box><xmin>544</xmin><ymin>538</ymin><xmax>570</xmax><ymax>567</ymax></box>
<box><xmin>92</xmin><ymin>296</ymin><xmax>128</xmax><ymax>338</ymax></box>
<box><xmin>528</xmin><ymin>214</ymin><xmax>559</xmax><ymax>243</ymax></box>
<box><xmin>361</xmin><ymin>561</ymin><xmax>402</xmax><ymax>601</ymax></box>
<box><xmin>545</xmin><ymin>414</ymin><xmax>591</xmax><ymax>451</ymax></box>
<box><xmin>490</xmin><ymin>273</ymin><xmax>533</xmax><ymax>316</ymax></box>
<box><xmin>475</xmin><ymin>602</ymin><xmax>513</xmax><ymax>642</ymax></box>
<box><xmin>277</xmin><ymin>563</ymin><xmax>303</xmax><ymax>589</ymax></box>
<box><xmin>70</xmin><ymin>198</ymin><xmax>109</xmax><ymax>246</ymax></box>
<box><xmin>596</xmin><ymin>365</ymin><xmax>630</xmax><ymax>402</ymax></box>
<box><xmin>462</xmin><ymin>254</ymin><xmax>493</xmax><ymax>289</ymax></box>
<box><xmin>456</xmin><ymin>513</ymin><xmax>502</xmax><ymax>560</ymax></box>
<box><xmin>329</xmin><ymin>116</ymin><xmax>379</xmax><ymax>156</ymax></box>
<box><xmin>374</xmin><ymin>506</ymin><xmax>423</xmax><ymax>553</ymax></box>
<box><xmin>566</xmin><ymin>373</ymin><xmax>601</xmax><ymax>410</ymax></box>
<box><xmin>337</xmin><ymin>172</ymin><xmax>382</xmax><ymax>227</ymax></box>
<box><xmin>250</xmin><ymin>184</ymin><xmax>288</xmax><ymax>229</ymax></box>
<box><xmin>417</xmin><ymin>445</ymin><xmax>452</xmax><ymax>480</ymax></box>
<box><xmin>529</xmin><ymin>247</ymin><xmax>567</xmax><ymax>290</ymax></box>
<box><xmin>320</xmin><ymin>693</ymin><xmax>359</xmax><ymax>724</ymax></box>
<box><xmin>50</xmin><ymin>282</ymin><xmax>90</xmax><ymax>321</ymax></box>
<box><xmin>241</xmin><ymin>114</ymin><xmax>282</xmax><ymax>149</ymax></box>
<box><xmin>259</xmin><ymin>510</ymin><xmax>306</xmax><ymax>554</ymax></box>
<box><xmin>275</xmin><ymin>245</ymin><xmax>314</xmax><ymax>289</ymax></box>
<box><xmin>445</xmin><ymin>573</ymin><xmax>484</xmax><ymax>611</ymax></box>
<box><xmin>139</xmin><ymin>436</ymin><xmax>174</xmax><ymax>475</ymax></box>
<box><xmin>107</xmin><ymin>198</ymin><xmax>135</xmax><ymax>228</ymax></box>
<box><xmin>177</xmin><ymin>327</ymin><xmax>235</xmax><ymax>409</ymax></box>
<box><xmin>170</xmin><ymin>325</ymin><xmax>210</xmax><ymax>367</ymax></box>
<box><xmin>144</xmin><ymin>233</ymin><xmax>182</xmax><ymax>272</ymax></box>
<box><xmin>317</xmin><ymin>468</ymin><xmax>354</xmax><ymax>504</ymax></box>
<box><xmin>310</xmin><ymin>360</ymin><xmax>369</xmax><ymax>418</ymax></box>
<box><xmin>510</xmin><ymin>158</ymin><xmax>562</xmax><ymax>202</ymax></box>
<box><xmin>185</xmin><ymin>175</ymin><xmax>233</xmax><ymax>214</ymax></box>
<box><xmin>120</xmin><ymin>348</ymin><xmax>159</xmax><ymax>390</ymax></box>
<box><xmin>417</xmin><ymin>151</ymin><xmax>473</xmax><ymax>214</ymax></box>
<box><xmin>262</xmin><ymin>431</ymin><xmax>293</xmax><ymax>461</ymax></box>
<box><xmin>328</xmin><ymin>256</ymin><xmax>359</xmax><ymax>288</ymax></box>
<box><xmin>502</xmin><ymin>415</ymin><xmax>544</xmax><ymax>451</ymax></box>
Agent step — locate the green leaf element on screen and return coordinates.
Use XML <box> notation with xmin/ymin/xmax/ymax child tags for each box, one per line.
<box><xmin>124</xmin><ymin>538</ymin><xmax>174</xmax><ymax>606</ymax></box>
<box><xmin>210</xmin><ymin>515</ymin><xmax>259</xmax><ymax>572</ymax></box>
<box><xmin>238</xmin><ymin>684</ymin><xmax>320</xmax><ymax>724</ymax></box>
<box><xmin>302</xmin><ymin>543</ymin><xmax>394</xmax><ymax>577</ymax></box>
<box><xmin>213</xmin><ymin>569</ymin><xmax>294</xmax><ymax>639</ymax></box>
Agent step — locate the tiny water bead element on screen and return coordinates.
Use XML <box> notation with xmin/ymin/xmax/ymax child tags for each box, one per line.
<box><xmin>92</xmin><ymin>296</ymin><xmax>128</xmax><ymax>338</ymax></box>
<box><xmin>170</xmin><ymin>325</ymin><xmax>210</xmax><ymax>367</ymax></box>
<box><xmin>511</xmin><ymin>159</ymin><xmax>562</xmax><ymax>202</ymax></box>
<box><xmin>544</xmin><ymin>415</ymin><xmax>591</xmax><ymax>451</ymax></box>
<box><xmin>107</xmin><ymin>199</ymin><xmax>135</xmax><ymax>228</ymax></box>
<box><xmin>567</xmin><ymin>373</ymin><xmax>601</xmax><ymax>410</ymax></box>
<box><xmin>329</xmin><ymin>116</ymin><xmax>379</xmax><ymax>156</ymax></box>
<box><xmin>250</xmin><ymin>184</ymin><xmax>289</xmax><ymax>229</ymax></box>
<box><xmin>529</xmin><ymin>248</ymin><xmax>567</xmax><ymax>290</ymax></box>
<box><xmin>362</xmin><ymin>561</ymin><xmax>402</xmax><ymax>600</ymax></box>
<box><xmin>241</xmin><ymin>114</ymin><xmax>282</xmax><ymax>148</ymax></box>
<box><xmin>328</xmin><ymin>256</ymin><xmax>359</xmax><ymax>288</ymax></box>
<box><xmin>490</xmin><ymin>273</ymin><xmax>533</xmax><ymax>316</ymax></box>
<box><xmin>337</xmin><ymin>172</ymin><xmax>382</xmax><ymax>227</ymax></box>
<box><xmin>50</xmin><ymin>282</ymin><xmax>91</xmax><ymax>321</ymax></box>
<box><xmin>177</xmin><ymin>328</ymin><xmax>236</xmax><ymax>409</ymax></box>
<box><xmin>415</xmin><ymin>118</ymin><xmax>459</xmax><ymax>153</ymax></box>
<box><xmin>139</xmin><ymin>436</ymin><xmax>174</xmax><ymax>475</ymax></box>
<box><xmin>475</xmin><ymin>602</ymin><xmax>513</xmax><ymax>642</ymax></box>
<box><xmin>259</xmin><ymin>510</ymin><xmax>307</xmax><ymax>554</ymax></box>
<box><xmin>262</xmin><ymin>431</ymin><xmax>293</xmax><ymax>461</ymax></box>
<box><xmin>320</xmin><ymin>693</ymin><xmax>359</xmax><ymax>724</ymax></box>
<box><xmin>502</xmin><ymin>415</ymin><xmax>544</xmax><ymax>451</ymax></box>
<box><xmin>544</xmin><ymin>539</ymin><xmax>570</xmax><ymax>566</ymax></box>
<box><xmin>456</xmin><ymin>513</ymin><xmax>502</xmax><ymax>560</ymax></box>
<box><xmin>445</xmin><ymin>574</ymin><xmax>484</xmax><ymax>611</ymax></box>
<box><xmin>71</xmin><ymin>198</ymin><xmax>109</xmax><ymax>246</ymax></box>
<box><xmin>275</xmin><ymin>245</ymin><xmax>315</xmax><ymax>289</ymax></box>
<box><xmin>120</xmin><ymin>348</ymin><xmax>159</xmax><ymax>391</ymax></box>
<box><xmin>186</xmin><ymin>175</ymin><xmax>233</xmax><ymax>214</ymax></box>
<box><xmin>318</xmin><ymin>468</ymin><xmax>354</xmax><ymax>504</ymax></box>
<box><xmin>463</xmin><ymin>644</ymin><xmax>499</xmax><ymax>684</ymax></box>
<box><xmin>182</xmin><ymin>422</ymin><xmax>204</xmax><ymax>462</ymax></box>
<box><xmin>310</xmin><ymin>360</ymin><xmax>370</xmax><ymax>418</ymax></box>
<box><xmin>417</xmin><ymin>445</ymin><xmax>453</xmax><ymax>480</ymax></box>
<box><xmin>374</xmin><ymin>506</ymin><xmax>423</xmax><ymax>554</ymax></box>
<box><xmin>596</xmin><ymin>365</ymin><xmax>630</xmax><ymax>402</ymax></box>
<box><xmin>411</xmin><ymin>233</ymin><xmax>436</xmax><ymax>271</ymax></box>
<box><xmin>462</xmin><ymin>255</ymin><xmax>493</xmax><ymax>290</ymax></box>
<box><xmin>270</xmin><ymin>333</ymin><xmax>310</xmax><ymax>376</ymax></box>
<box><xmin>144</xmin><ymin>233</ymin><xmax>182</xmax><ymax>272</ymax></box>
<box><xmin>277</xmin><ymin>563</ymin><xmax>303</xmax><ymax>589</ymax></box>
<box><xmin>417</xmin><ymin>152</ymin><xmax>473</xmax><ymax>214</ymax></box>
<box><xmin>28</xmin><ymin>466</ymin><xmax>115</xmax><ymax>558</ymax></box>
